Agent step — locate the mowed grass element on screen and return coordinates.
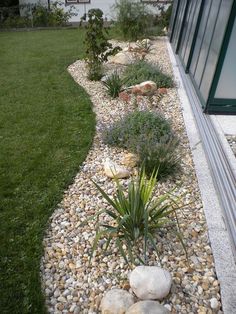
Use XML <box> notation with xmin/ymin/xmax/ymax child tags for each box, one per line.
<box><xmin>0</xmin><ymin>29</ymin><xmax>95</xmax><ymax>313</ymax></box>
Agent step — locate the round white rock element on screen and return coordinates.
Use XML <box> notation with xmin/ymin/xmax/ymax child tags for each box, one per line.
<box><xmin>129</xmin><ymin>266</ymin><xmax>172</xmax><ymax>300</ymax></box>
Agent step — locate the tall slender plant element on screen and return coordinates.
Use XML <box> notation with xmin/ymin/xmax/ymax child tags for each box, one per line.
<box><xmin>84</xmin><ymin>8</ymin><xmax>121</xmax><ymax>80</ymax></box>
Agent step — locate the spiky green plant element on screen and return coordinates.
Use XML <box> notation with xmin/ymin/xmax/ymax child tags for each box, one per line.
<box><xmin>89</xmin><ymin>169</ymin><xmax>182</xmax><ymax>264</ymax></box>
<box><xmin>103</xmin><ymin>72</ymin><xmax>126</xmax><ymax>98</ymax></box>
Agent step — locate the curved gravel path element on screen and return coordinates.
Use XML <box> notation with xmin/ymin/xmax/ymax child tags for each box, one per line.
<box><xmin>41</xmin><ymin>37</ymin><xmax>222</xmax><ymax>314</ymax></box>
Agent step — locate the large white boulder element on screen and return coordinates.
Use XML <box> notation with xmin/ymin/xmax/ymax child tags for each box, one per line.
<box><xmin>108</xmin><ymin>52</ymin><xmax>134</xmax><ymax>65</ymax></box>
<box><xmin>129</xmin><ymin>266</ymin><xmax>172</xmax><ymax>300</ymax></box>
<box><xmin>100</xmin><ymin>289</ymin><xmax>134</xmax><ymax>314</ymax></box>
<box><xmin>104</xmin><ymin>159</ymin><xmax>130</xmax><ymax>179</ymax></box>
<box><xmin>126</xmin><ymin>300</ymin><xmax>170</xmax><ymax>314</ymax></box>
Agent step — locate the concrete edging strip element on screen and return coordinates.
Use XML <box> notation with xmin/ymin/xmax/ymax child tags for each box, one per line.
<box><xmin>167</xmin><ymin>39</ymin><xmax>236</xmax><ymax>313</ymax></box>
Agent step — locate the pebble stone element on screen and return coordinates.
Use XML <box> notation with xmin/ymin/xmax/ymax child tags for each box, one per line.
<box><xmin>41</xmin><ymin>37</ymin><xmax>222</xmax><ymax>313</ymax></box>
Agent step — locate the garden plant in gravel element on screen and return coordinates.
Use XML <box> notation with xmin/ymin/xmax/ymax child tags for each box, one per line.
<box><xmin>89</xmin><ymin>168</ymin><xmax>185</xmax><ymax>266</ymax></box>
<box><xmin>103</xmin><ymin>110</ymin><xmax>180</xmax><ymax>178</ymax></box>
<box><xmin>84</xmin><ymin>8</ymin><xmax>121</xmax><ymax>81</ymax></box>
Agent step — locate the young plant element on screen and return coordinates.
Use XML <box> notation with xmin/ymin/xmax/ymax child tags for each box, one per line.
<box><xmin>84</xmin><ymin>9</ymin><xmax>121</xmax><ymax>81</ymax></box>
<box><xmin>136</xmin><ymin>39</ymin><xmax>153</xmax><ymax>54</ymax></box>
<box><xmin>103</xmin><ymin>72</ymin><xmax>126</xmax><ymax>98</ymax></box>
<box><xmin>90</xmin><ymin>169</ymin><xmax>182</xmax><ymax>264</ymax></box>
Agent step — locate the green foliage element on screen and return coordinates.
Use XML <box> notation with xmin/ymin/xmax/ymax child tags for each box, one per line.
<box><xmin>155</xmin><ymin>4</ymin><xmax>173</xmax><ymax>29</ymax></box>
<box><xmin>137</xmin><ymin>136</ymin><xmax>181</xmax><ymax>178</ymax></box>
<box><xmin>114</xmin><ymin>0</ymin><xmax>153</xmax><ymax>41</ymax></box>
<box><xmin>90</xmin><ymin>169</ymin><xmax>181</xmax><ymax>264</ymax></box>
<box><xmin>0</xmin><ymin>2</ymin><xmax>76</xmax><ymax>28</ymax></box>
<box><xmin>0</xmin><ymin>15</ymin><xmax>31</xmax><ymax>28</ymax></box>
<box><xmin>103</xmin><ymin>110</ymin><xmax>172</xmax><ymax>148</ymax></box>
<box><xmin>103</xmin><ymin>110</ymin><xmax>180</xmax><ymax>178</ymax></box>
<box><xmin>84</xmin><ymin>8</ymin><xmax>121</xmax><ymax>81</ymax></box>
<box><xmin>136</xmin><ymin>39</ymin><xmax>153</xmax><ymax>54</ymax></box>
<box><xmin>103</xmin><ymin>72</ymin><xmax>125</xmax><ymax>98</ymax></box>
<box><xmin>0</xmin><ymin>29</ymin><xmax>95</xmax><ymax>313</ymax></box>
<box><xmin>123</xmin><ymin>60</ymin><xmax>174</xmax><ymax>88</ymax></box>
<box><xmin>32</xmin><ymin>1</ymin><xmax>76</xmax><ymax>27</ymax></box>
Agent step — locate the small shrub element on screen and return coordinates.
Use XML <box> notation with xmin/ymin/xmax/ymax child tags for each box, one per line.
<box><xmin>123</xmin><ymin>60</ymin><xmax>173</xmax><ymax>88</ymax></box>
<box><xmin>137</xmin><ymin>135</ymin><xmax>180</xmax><ymax>178</ymax></box>
<box><xmin>103</xmin><ymin>110</ymin><xmax>180</xmax><ymax>178</ymax></box>
<box><xmin>84</xmin><ymin>8</ymin><xmax>121</xmax><ymax>81</ymax></box>
<box><xmin>1</xmin><ymin>16</ymin><xmax>31</xmax><ymax>28</ymax></box>
<box><xmin>103</xmin><ymin>110</ymin><xmax>172</xmax><ymax>148</ymax></box>
<box><xmin>113</xmin><ymin>0</ymin><xmax>153</xmax><ymax>41</ymax></box>
<box><xmin>0</xmin><ymin>2</ymin><xmax>76</xmax><ymax>28</ymax></box>
<box><xmin>89</xmin><ymin>169</ymin><xmax>182</xmax><ymax>264</ymax></box>
<box><xmin>103</xmin><ymin>72</ymin><xmax>126</xmax><ymax>98</ymax></box>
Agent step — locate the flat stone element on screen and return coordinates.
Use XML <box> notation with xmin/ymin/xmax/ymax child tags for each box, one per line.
<box><xmin>104</xmin><ymin>159</ymin><xmax>130</xmax><ymax>179</ymax></box>
<box><xmin>129</xmin><ymin>266</ymin><xmax>172</xmax><ymax>300</ymax></box>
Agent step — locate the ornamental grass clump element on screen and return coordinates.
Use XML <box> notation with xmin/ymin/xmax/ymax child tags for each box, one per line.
<box><xmin>123</xmin><ymin>60</ymin><xmax>173</xmax><ymax>88</ymax></box>
<box><xmin>103</xmin><ymin>72</ymin><xmax>126</xmax><ymax>98</ymax></box>
<box><xmin>90</xmin><ymin>169</ymin><xmax>182</xmax><ymax>264</ymax></box>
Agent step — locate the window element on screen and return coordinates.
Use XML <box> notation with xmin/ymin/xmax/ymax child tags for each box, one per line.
<box><xmin>66</xmin><ymin>0</ymin><xmax>90</xmax><ymax>4</ymax></box>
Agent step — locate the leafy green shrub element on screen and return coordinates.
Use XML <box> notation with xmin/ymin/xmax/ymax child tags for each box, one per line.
<box><xmin>103</xmin><ymin>110</ymin><xmax>180</xmax><ymax>178</ymax></box>
<box><xmin>103</xmin><ymin>72</ymin><xmax>125</xmax><ymax>98</ymax></box>
<box><xmin>0</xmin><ymin>2</ymin><xmax>76</xmax><ymax>28</ymax></box>
<box><xmin>32</xmin><ymin>2</ymin><xmax>76</xmax><ymax>27</ymax></box>
<box><xmin>85</xmin><ymin>8</ymin><xmax>121</xmax><ymax>81</ymax></box>
<box><xmin>113</xmin><ymin>0</ymin><xmax>153</xmax><ymax>41</ymax></box>
<box><xmin>103</xmin><ymin>110</ymin><xmax>171</xmax><ymax>148</ymax></box>
<box><xmin>89</xmin><ymin>169</ymin><xmax>181</xmax><ymax>264</ymax></box>
<box><xmin>123</xmin><ymin>60</ymin><xmax>173</xmax><ymax>88</ymax></box>
<box><xmin>1</xmin><ymin>16</ymin><xmax>31</xmax><ymax>28</ymax></box>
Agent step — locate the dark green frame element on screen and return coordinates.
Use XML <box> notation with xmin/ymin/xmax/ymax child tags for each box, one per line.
<box><xmin>206</xmin><ymin>0</ymin><xmax>236</xmax><ymax>114</ymax></box>
<box><xmin>169</xmin><ymin>0</ymin><xmax>236</xmax><ymax>115</ymax></box>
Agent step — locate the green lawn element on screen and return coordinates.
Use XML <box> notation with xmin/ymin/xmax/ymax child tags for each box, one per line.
<box><xmin>0</xmin><ymin>29</ymin><xmax>95</xmax><ymax>313</ymax></box>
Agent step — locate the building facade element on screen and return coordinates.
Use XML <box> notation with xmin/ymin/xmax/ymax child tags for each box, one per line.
<box><xmin>169</xmin><ymin>0</ymin><xmax>236</xmax><ymax>114</ymax></box>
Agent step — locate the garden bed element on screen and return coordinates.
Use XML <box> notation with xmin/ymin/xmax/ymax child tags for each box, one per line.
<box><xmin>41</xmin><ymin>37</ymin><xmax>221</xmax><ymax>314</ymax></box>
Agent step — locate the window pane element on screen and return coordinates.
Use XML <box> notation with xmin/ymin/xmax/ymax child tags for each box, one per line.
<box><xmin>189</xmin><ymin>0</ymin><xmax>212</xmax><ymax>77</ymax></box>
<box><xmin>215</xmin><ymin>16</ymin><xmax>236</xmax><ymax>99</ymax></box>
<box><xmin>201</xmin><ymin>0</ymin><xmax>233</xmax><ymax>101</ymax></box>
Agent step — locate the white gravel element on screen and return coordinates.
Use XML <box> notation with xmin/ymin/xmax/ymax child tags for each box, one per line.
<box><xmin>41</xmin><ymin>37</ymin><xmax>222</xmax><ymax>314</ymax></box>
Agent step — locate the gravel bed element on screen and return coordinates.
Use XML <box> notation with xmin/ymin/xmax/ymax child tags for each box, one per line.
<box><xmin>41</xmin><ymin>37</ymin><xmax>222</xmax><ymax>314</ymax></box>
<box><xmin>226</xmin><ymin>135</ymin><xmax>236</xmax><ymax>157</ymax></box>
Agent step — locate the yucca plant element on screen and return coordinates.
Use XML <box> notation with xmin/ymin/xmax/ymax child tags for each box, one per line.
<box><xmin>89</xmin><ymin>169</ymin><xmax>183</xmax><ymax>264</ymax></box>
<box><xmin>103</xmin><ymin>72</ymin><xmax>126</xmax><ymax>98</ymax></box>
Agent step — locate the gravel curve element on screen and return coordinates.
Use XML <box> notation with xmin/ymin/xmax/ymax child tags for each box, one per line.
<box><xmin>41</xmin><ymin>37</ymin><xmax>222</xmax><ymax>314</ymax></box>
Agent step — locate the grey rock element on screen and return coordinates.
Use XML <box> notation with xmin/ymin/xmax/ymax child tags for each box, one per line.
<box><xmin>129</xmin><ymin>266</ymin><xmax>172</xmax><ymax>300</ymax></box>
<box><xmin>100</xmin><ymin>289</ymin><xmax>134</xmax><ymax>314</ymax></box>
<box><xmin>126</xmin><ymin>300</ymin><xmax>170</xmax><ymax>314</ymax></box>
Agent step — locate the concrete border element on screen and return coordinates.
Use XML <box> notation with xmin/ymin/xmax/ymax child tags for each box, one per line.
<box><xmin>210</xmin><ymin>116</ymin><xmax>236</xmax><ymax>178</ymax></box>
<box><xmin>167</xmin><ymin>40</ymin><xmax>236</xmax><ymax>313</ymax></box>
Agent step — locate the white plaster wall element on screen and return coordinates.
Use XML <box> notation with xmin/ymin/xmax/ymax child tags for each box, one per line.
<box><xmin>19</xmin><ymin>0</ymin><xmax>163</xmax><ymax>23</ymax></box>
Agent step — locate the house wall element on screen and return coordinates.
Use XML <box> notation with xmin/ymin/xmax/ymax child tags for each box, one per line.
<box><xmin>19</xmin><ymin>0</ymin><xmax>162</xmax><ymax>23</ymax></box>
